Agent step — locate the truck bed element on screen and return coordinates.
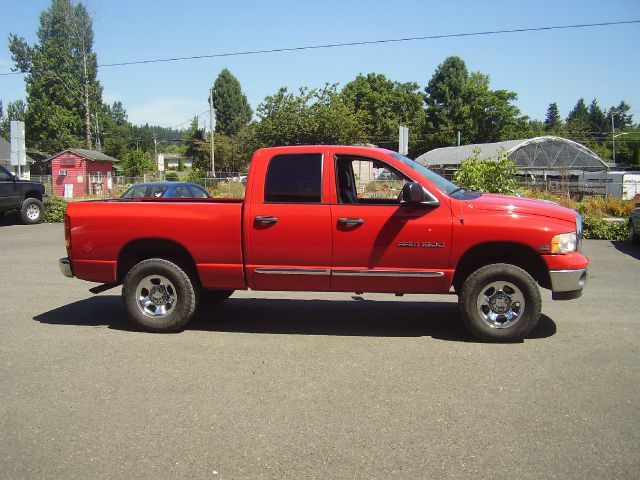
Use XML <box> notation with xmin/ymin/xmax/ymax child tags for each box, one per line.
<box><xmin>66</xmin><ymin>199</ymin><xmax>246</xmax><ymax>289</ymax></box>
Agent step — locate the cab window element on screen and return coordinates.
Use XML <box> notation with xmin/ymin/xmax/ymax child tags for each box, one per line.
<box><xmin>335</xmin><ymin>156</ymin><xmax>411</xmax><ymax>205</ymax></box>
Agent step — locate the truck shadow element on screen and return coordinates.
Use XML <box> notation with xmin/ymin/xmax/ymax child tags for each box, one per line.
<box><xmin>611</xmin><ymin>240</ymin><xmax>640</xmax><ymax>260</ymax></box>
<box><xmin>0</xmin><ymin>214</ymin><xmax>20</xmax><ymax>226</ymax></box>
<box><xmin>33</xmin><ymin>295</ymin><xmax>557</xmax><ymax>342</ymax></box>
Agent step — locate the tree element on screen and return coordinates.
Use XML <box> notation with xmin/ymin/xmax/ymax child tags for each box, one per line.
<box><xmin>214</xmin><ymin>125</ymin><xmax>257</xmax><ymax>173</ymax></box>
<box><xmin>588</xmin><ymin>99</ymin><xmax>607</xmax><ymax>136</ymax></box>
<box><xmin>100</xmin><ymin>101</ymin><xmax>130</xmax><ymax>160</ymax></box>
<box><xmin>254</xmin><ymin>85</ymin><xmax>368</xmax><ymax>147</ymax></box>
<box><xmin>341</xmin><ymin>73</ymin><xmax>425</xmax><ymax>151</ymax></box>
<box><xmin>565</xmin><ymin>98</ymin><xmax>590</xmax><ymax>134</ymax></box>
<box><xmin>424</xmin><ymin>56</ymin><xmax>470</xmax><ymax>146</ymax></box>
<box><xmin>0</xmin><ymin>100</ymin><xmax>27</xmax><ymax>139</ymax></box>
<box><xmin>9</xmin><ymin>0</ymin><xmax>103</xmax><ymax>154</ymax></box>
<box><xmin>464</xmin><ymin>72</ymin><xmax>532</xmax><ymax>143</ymax></box>
<box><xmin>120</xmin><ymin>150</ymin><xmax>154</xmax><ymax>177</ymax></box>
<box><xmin>183</xmin><ymin>117</ymin><xmax>209</xmax><ymax>173</ymax></box>
<box><xmin>212</xmin><ymin>69</ymin><xmax>252</xmax><ymax>136</ymax></box>
<box><xmin>424</xmin><ymin>56</ymin><xmax>530</xmax><ymax>148</ymax></box>
<box><xmin>609</xmin><ymin>101</ymin><xmax>634</xmax><ymax>130</ymax></box>
<box><xmin>543</xmin><ymin>103</ymin><xmax>562</xmax><ymax>133</ymax></box>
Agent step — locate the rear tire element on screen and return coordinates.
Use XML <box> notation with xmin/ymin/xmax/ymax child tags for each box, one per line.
<box><xmin>629</xmin><ymin>220</ymin><xmax>639</xmax><ymax>244</ymax></box>
<box><xmin>122</xmin><ymin>258</ymin><xmax>197</xmax><ymax>332</ymax></box>
<box><xmin>459</xmin><ymin>263</ymin><xmax>541</xmax><ymax>342</ymax></box>
<box><xmin>20</xmin><ymin>198</ymin><xmax>44</xmax><ymax>224</ymax></box>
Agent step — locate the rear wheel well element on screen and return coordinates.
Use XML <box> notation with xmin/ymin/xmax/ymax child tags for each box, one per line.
<box><xmin>117</xmin><ymin>239</ymin><xmax>199</xmax><ymax>286</ymax></box>
<box><xmin>453</xmin><ymin>242</ymin><xmax>550</xmax><ymax>293</ymax></box>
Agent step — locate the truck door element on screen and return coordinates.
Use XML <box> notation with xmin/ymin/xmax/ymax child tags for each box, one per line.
<box><xmin>245</xmin><ymin>149</ymin><xmax>332</xmax><ymax>291</ymax></box>
<box><xmin>0</xmin><ymin>165</ymin><xmax>19</xmax><ymax>211</ymax></box>
<box><xmin>330</xmin><ymin>154</ymin><xmax>453</xmax><ymax>293</ymax></box>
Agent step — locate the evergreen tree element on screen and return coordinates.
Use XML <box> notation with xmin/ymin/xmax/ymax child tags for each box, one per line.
<box><xmin>424</xmin><ymin>56</ymin><xmax>530</xmax><ymax>147</ymax></box>
<box><xmin>212</xmin><ymin>69</ymin><xmax>252</xmax><ymax>136</ymax></box>
<box><xmin>543</xmin><ymin>102</ymin><xmax>562</xmax><ymax>133</ymax></box>
<box><xmin>566</xmin><ymin>98</ymin><xmax>589</xmax><ymax>124</ymax></box>
<box><xmin>101</xmin><ymin>101</ymin><xmax>130</xmax><ymax>160</ymax></box>
<box><xmin>566</xmin><ymin>98</ymin><xmax>590</xmax><ymax>136</ymax></box>
<box><xmin>588</xmin><ymin>99</ymin><xmax>607</xmax><ymax>136</ymax></box>
<box><xmin>609</xmin><ymin>101</ymin><xmax>634</xmax><ymax>130</ymax></box>
<box><xmin>9</xmin><ymin>0</ymin><xmax>103</xmax><ymax>154</ymax></box>
<box><xmin>424</xmin><ymin>56</ymin><xmax>470</xmax><ymax>146</ymax></box>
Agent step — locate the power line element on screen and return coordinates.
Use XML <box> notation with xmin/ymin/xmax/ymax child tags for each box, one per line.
<box><xmin>1</xmin><ymin>20</ymin><xmax>638</xmax><ymax>76</ymax></box>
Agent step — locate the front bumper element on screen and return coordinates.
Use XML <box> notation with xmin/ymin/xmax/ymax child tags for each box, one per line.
<box><xmin>59</xmin><ymin>257</ymin><xmax>73</xmax><ymax>278</ymax></box>
<box><xmin>549</xmin><ymin>268</ymin><xmax>587</xmax><ymax>300</ymax></box>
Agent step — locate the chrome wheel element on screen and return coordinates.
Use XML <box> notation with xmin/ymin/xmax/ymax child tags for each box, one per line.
<box><xmin>476</xmin><ymin>281</ymin><xmax>525</xmax><ymax>329</ymax></box>
<box><xmin>135</xmin><ymin>274</ymin><xmax>177</xmax><ymax>318</ymax></box>
<box><xmin>26</xmin><ymin>204</ymin><xmax>41</xmax><ymax>220</ymax></box>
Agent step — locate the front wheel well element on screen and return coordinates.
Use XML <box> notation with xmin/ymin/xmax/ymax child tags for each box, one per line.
<box><xmin>24</xmin><ymin>190</ymin><xmax>43</xmax><ymax>202</ymax></box>
<box><xmin>453</xmin><ymin>242</ymin><xmax>550</xmax><ymax>292</ymax></box>
<box><xmin>117</xmin><ymin>238</ymin><xmax>199</xmax><ymax>286</ymax></box>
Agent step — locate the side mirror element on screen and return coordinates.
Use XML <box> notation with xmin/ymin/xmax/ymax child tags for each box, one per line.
<box><xmin>401</xmin><ymin>182</ymin><xmax>439</xmax><ymax>206</ymax></box>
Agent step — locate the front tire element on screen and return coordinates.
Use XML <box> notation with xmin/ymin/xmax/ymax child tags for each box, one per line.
<box><xmin>459</xmin><ymin>263</ymin><xmax>541</xmax><ymax>342</ymax></box>
<box><xmin>122</xmin><ymin>258</ymin><xmax>197</xmax><ymax>332</ymax></box>
<box><xmin>20</xmin><ymin>198</ymin><xmax>44</xmax><ymax>224</ymax></box>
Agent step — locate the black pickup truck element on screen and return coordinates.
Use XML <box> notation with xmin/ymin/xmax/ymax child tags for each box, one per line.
<box><xmin>0</xmin><ymin>164</ymin><xmax>47</xmax><ymax>224</ymax></box>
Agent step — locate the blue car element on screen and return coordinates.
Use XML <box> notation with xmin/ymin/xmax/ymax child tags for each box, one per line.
<box><xmin>121</xmin><ymin>182</ymin><xmax>211</xmax><ymax>199</ymax></box>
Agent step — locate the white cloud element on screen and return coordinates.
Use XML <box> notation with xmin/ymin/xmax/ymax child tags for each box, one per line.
<box><xmin>128</xmin><ymin>97</ymin><xmax>208</xmax><ymax>129</ymax></box>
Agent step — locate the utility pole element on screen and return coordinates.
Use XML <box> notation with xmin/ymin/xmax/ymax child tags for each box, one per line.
<box><xmin>611</xmin><ymin>111</ymin><xmax>617</xmax><ymax>164</ymax></box>
<box><xmin>209</xmin><ymin>87</ymin><xmax>215</xmax><ymax>177</ymax></box>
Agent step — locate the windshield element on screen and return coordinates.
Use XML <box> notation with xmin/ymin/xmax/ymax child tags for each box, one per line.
<box><xmin>389</xmin><ymin>152</ymin><xmax>462</xmax><ymax>196</ymax></box>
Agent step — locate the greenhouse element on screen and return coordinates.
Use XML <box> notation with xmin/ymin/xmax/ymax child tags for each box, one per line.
<box><xmin>415</xmin><ymin>136</ymin><xmax>609</xmax><ymax>175</ymax></box>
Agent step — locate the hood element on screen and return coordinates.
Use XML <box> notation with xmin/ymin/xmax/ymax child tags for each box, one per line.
<box><xmin>464</xmin><ymin>194</ymin><xmax>577</xmax><ymax>223</ymax></box>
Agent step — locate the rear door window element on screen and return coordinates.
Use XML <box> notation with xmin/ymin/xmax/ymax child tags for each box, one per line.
<box><xmin>264</xmin><ymin>154</ymin><xmax>322</xmax><ymax>203</ymax></box>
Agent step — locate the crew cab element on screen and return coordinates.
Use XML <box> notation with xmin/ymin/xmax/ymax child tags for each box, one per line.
<box><xmin>59</xmin><ymin>146</ymin><xmax>588</xmax><ymax>341</ymax></box>
<box><xmin>0</xmin><ymin>164</ymin><xmax>48</xmax><ymax>224</ymax></box>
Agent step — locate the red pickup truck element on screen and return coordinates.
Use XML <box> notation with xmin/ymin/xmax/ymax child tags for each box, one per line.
<box><xmin>59</xmin><ymin>145</ymin><xmax>588</xmax><ymax>341</ymax></box>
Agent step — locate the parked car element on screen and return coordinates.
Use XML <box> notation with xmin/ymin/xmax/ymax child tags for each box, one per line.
<box><xmin>120</xmin><ymin>182</ymin><xmax>211</xmax><ymax>199</ymax></box>
<box><xmin>60</xmin><ymin>145</ymin><xmax>588</xmax><ymax>342</ymax></box>
<box><xmin>0</xmin><ymin>164</ymin><xmax>48</xmax><ymax>224</ymax></box>
<box><xmin>629</xmin><ymin>202</ymin><xmax>640</xmax><ymax>244</ymax></box>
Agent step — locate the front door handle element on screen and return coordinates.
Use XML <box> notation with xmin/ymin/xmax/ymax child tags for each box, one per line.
<box><xmin>255</xmin><ymin>215</ymin><xmax>279</xmax><ymax>225</ymax></box>
<box><xmin>338</xmin><ymin>217</ymin><xmax>364</xmax><ymax>226</ymax></box>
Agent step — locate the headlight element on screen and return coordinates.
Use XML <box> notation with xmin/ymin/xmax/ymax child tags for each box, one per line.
<box><xmin>551</xmin><ymin>232</ymin><xmax>577</xmax><ymax>254</ymax></box>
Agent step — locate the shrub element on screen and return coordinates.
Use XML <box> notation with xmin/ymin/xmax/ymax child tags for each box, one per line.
<box><xmin>519</xmin><ymin>189</ymin><xmax>632</xmax><ymax>240</ymax></box>
<box><xmin>43</xmin><ymin>196</ymin><xmax>68</xmax><ymax>223</ymax></box>
<box><xmin>582</xmin><ymin>216</ymin><xmax>628</xmax><ymax>240</ymax></box>
<box><xmin>165</xmin><ymin>171</ymin><xmax>179</xmax><ymax>181</ymax></box>
<box><xmin>453</xmin><ymin>148</ymin><xmax>517</xmax><ymax>194</ymax></box>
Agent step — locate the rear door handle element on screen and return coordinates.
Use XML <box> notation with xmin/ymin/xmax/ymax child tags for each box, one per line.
<box><xmin>255</xmin><ymin>215</ymin><xmax>279</xmax><ymax>224</ymax></box>
<box><xmin>338</xmin><ymin>217</ymin><xmax>364</xmax><ymax>226</ymax></box>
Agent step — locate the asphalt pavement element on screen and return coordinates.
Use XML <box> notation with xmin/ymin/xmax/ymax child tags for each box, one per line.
<box><xmin>1</xmin><ymin>222</ymin><xmax>639</xmax><ymax>479</ymax></box>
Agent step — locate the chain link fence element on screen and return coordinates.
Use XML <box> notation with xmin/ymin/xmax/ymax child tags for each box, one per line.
<box><xmin>32</xmin><ymin>174</ymin><xmax>247</xmax><ymax>200</ymax></box>
<box><xmin>30</xmin><ymin>173</ymin><xmax>640</xmax><ymax>202</ymax></box>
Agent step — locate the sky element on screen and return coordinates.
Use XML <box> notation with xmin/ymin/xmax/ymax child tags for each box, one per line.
<box><xmin>1</xmin><ymin>0</ymin><xmax>639</xmax><ymax>131</ymax></box>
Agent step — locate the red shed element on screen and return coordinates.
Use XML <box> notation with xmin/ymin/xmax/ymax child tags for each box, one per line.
<box><xmin>47</xmin><ymin>149</ymin><xmax>119</xmax><ymax>198</ymax></box>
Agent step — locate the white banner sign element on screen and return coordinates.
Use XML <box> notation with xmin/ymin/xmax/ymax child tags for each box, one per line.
<box><xmin>10</xmin><ymin>120</ymin><xmax>26</xmax><ymax>166</ymax></box>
